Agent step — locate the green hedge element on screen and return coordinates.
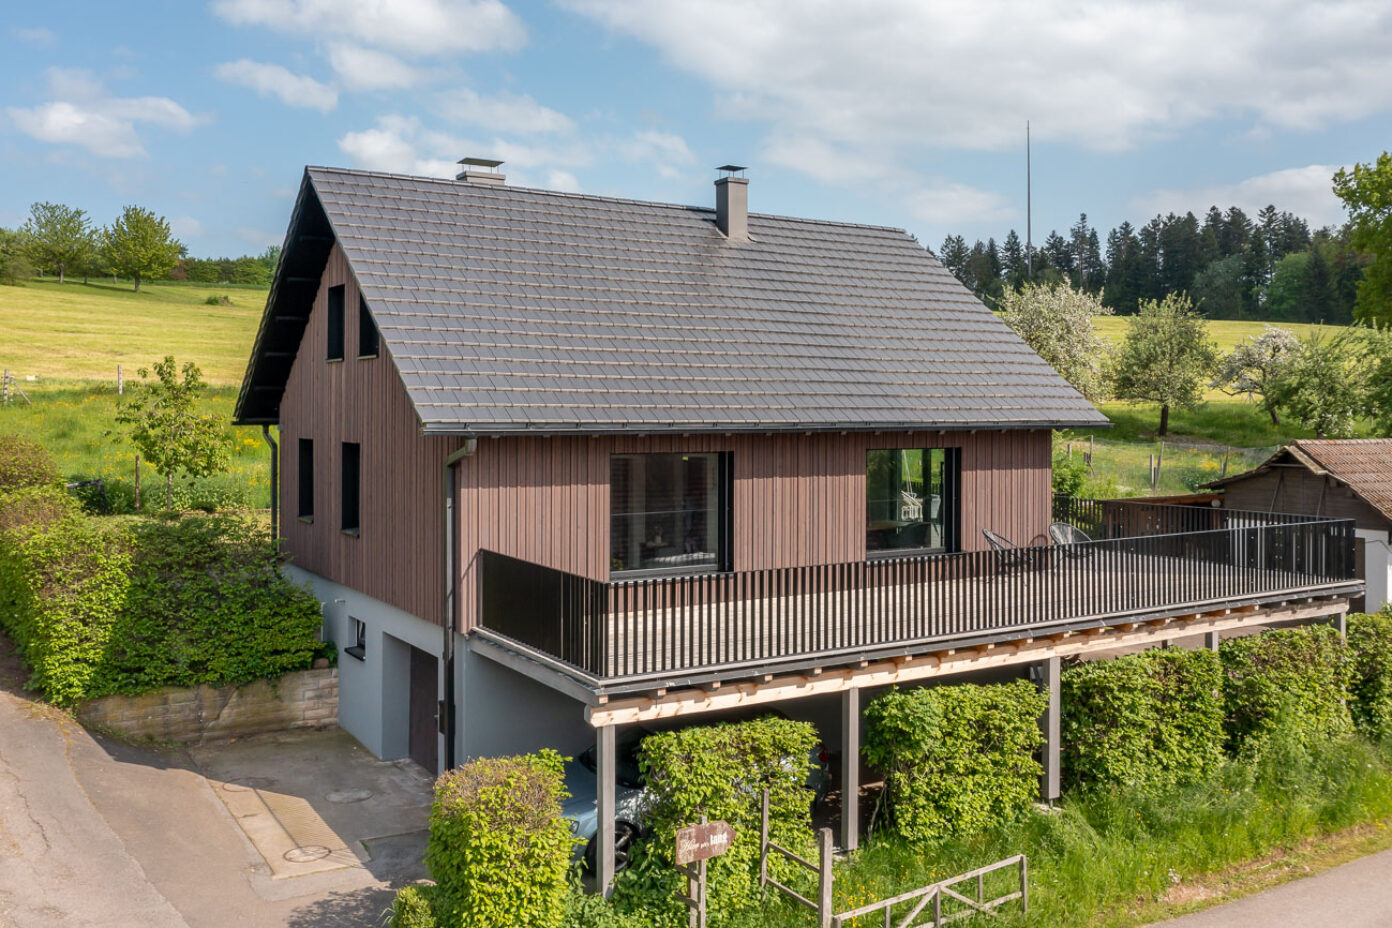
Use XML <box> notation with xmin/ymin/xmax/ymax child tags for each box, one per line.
<box><xmin>0</xmin><ymin>489</ymin><xmax>323</xmax><ymax>704</ymax></box>
<box><xmin>1062</xmin><ymin>648</ymin><xmax>1224</xmax><ymax>792</ymax></box>
<box><xmin>420</xmin><ymin>751</ymin><xmax>573</xmax><ymax>928</ymax></box>
<box><xmin>621</xmin><ymin>715</ymin><xmax>818</xmax><ymax>926</ymax></box>
<box><xmin>0</xmin><ymin>434</ymin><xmax>60</xmax><ymax>494</ymax></box>
<box><xmin>1348</xmin><ymin>609</ymin><xmax>1392</xmax><ymax>741</ymax></box>
<box><xmin>864</xmin><ymin>680</ymin><xmax>1046</xmax><ymax>843</ymax></box>
<box><xmin>1221</xmin><ymin>625</ymin><xmax>1353</xmax><ymax>756</ymax></box>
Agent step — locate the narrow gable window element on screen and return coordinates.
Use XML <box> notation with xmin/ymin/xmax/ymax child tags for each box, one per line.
<box><xmin>358</xmin><ymin>294</ymin><xmax>380</xmax><ymax>358</ymax></box>
<box><xmin>297</xmin><ymin>438</ymin><xmax>314</xmax><ymax>521</ymax></box>
<box><xmin>341</xmin><ymin>441</ymin><xmax>361</xmax><ymax>534</ymax></box>
<box><xmin>327</xmin><ymin>284</ymin><xmax>345</xmax><ymax>361</ymax></box>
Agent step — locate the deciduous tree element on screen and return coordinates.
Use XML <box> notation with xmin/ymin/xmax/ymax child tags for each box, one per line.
<box><xmin>1212</xmin><ymin>325</ymin><xmax>1300</xmax><ymax>425</ymax></box>
<box><xmin>1334</xmin><ymin>152</ymin><xmax>1392</xmax><ymax>325</ymax></box>
<box><xmin>102</xmin><ymin>206</ymin><xmax>181</xmax><ymax>292</ymax></box>
<box><xmin>1267</xmin><ymin>330</ymin><xmax>1367</xmax><ymax>438</ymax></box>
<box><xmin>998</xmin><ymin>281</ymin><xmax>1113</xmax><ymax>401</ymax></box>
<box><xmin>21</xmin><ymin>202</ymin><xmax>94</xmax><ymax>284</ymax></box>
<box><xmin>114</xmin><ymin>357</ymin><xmax>232</xmax><ymax>509</ymax></box>
<box><xmin>1108</xmin><ymin>293</ymin><xmax>1218</xmax><ymax>436</ymax></box>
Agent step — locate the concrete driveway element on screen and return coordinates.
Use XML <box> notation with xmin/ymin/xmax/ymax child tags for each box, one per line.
<box><xmin>0</xmin><ymin>635</ymin><xmax>433</xmax><ymax>928</ymax></box>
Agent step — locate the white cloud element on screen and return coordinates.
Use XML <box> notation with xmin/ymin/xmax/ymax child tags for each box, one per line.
<box><xmin>212</xmin><ymin>0</ymin><xmax>525</xmax><ymax>55</ymax></box>
<box><xmin>13</xmin><ymin>26</ymin><xmax>56</xmax><ymax>46</ymax></box>
<box><xmin>1132</xmin><ymin>164</ymin><xmax>1349</xmax><ymax>229</ymax></box>
<box><xmin>170</xmin><ymin>215</ymin><xmax>205</xmax><ymax>240</ymax></box>
<box><xmin>907</xmin><ymin>183</ymin><xmax>1014</xmax><ymax>228</ymax></box>
<box><xmin>337</xmin><ymin>114</ymin><xmax>592</xmax><ymax>180</ymax></box>
<box><xmin>436</xmin><ymin>89</ymin><xmax>575</xmax><ymax>134</ymax></box>
<box><xmin>214</xmin><ymin>59</ymin><xmax>338</xmax><ymax>111</ymax></box>
<box><xmin>545</xmin><ymin>170</ymin><xmax>581</xmax><ymax>192</ymax></box>
<box><xmin>7</xmin><ymin>68</ymin><xmax>201</xmax><ymax>158</ymax></box>
<box><xmin>326</xmin><ymin>42</ymin><xmax>423</xmax><ymax>91</ymax></box>
<box><xmin>565</xmin><ymin>0</ymin><xmax>1392</xmax><ymax>164</ymax></box>
<box><xmin>620</xmin><ymin>129</ymin><xmax>694</xmax><ymax>179</ymax></box>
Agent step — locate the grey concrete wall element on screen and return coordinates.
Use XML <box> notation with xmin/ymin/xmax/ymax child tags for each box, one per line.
<box><xmin>77</xmin><ymin>669</ymin><xmax>337</xmax><ymax>744</ymax></box>
<box><xmin>1357</xmin><ymin>529</ymin><xmax>1391</xmax><ymax>613</ymax></box>
<box><xmin>460</xmin><ymin>648</ymin><xmax>590</xmax><ymax>761</ymax></box>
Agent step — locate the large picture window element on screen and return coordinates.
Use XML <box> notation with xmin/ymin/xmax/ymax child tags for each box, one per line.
<box><xmin>611</xmin><ymin>452</ymin><xmax>729</xmax><ymax>576</ymax></box>
<box><xmin>866</xmin><ymin>448</ymin><xmax>958</xmax><ymax>554</ymax></box>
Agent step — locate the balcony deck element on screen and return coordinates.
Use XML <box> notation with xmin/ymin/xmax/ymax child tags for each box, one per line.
<box><xmin>475</xmin><ymin>498</ymin><xmax>1361</xmax><ymax>691</ymax></box>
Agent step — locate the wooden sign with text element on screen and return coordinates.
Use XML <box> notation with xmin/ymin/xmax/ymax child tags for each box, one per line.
<box><xmin>675</xmin><ymin>820</ymin><xmax>735</xmax><ymax>866</ymax></box>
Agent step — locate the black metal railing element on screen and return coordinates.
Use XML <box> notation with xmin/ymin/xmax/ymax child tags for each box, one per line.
<box><xmin>478</xmin><ymin>498</ymin><xmax>1358</xmax><ymax>682</ymax></box>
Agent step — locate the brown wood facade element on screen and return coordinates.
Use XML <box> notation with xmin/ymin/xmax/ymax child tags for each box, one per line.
<box><xmin>280</xmin><ymin>245</ymin><xmax>1054</xmax><ymax>632</ymax></box>
<box><xmin>1221</xmin><ymin>467</ymin><xmax>1392</xmax><ymax>533</ymax></box>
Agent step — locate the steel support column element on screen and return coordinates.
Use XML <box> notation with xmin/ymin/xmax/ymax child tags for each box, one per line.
<box><xmin>596</xmin><ymin>723</ymin><xmax>617</xmax><ymax>896</ymax></box>
<box><xmin>1204</xmin><ymin>631</ymin><xmax>1221</xmax><ymax>652</ymax></box>
<box><xmin>840</xmin><ymin>687</ymin><xmax>860</xmax><ymax>852</ymax></box>
<box><xmin>1036</xmin><ymin>657</ymin><xmax>1061</xmax><ymax>804</ymax></box>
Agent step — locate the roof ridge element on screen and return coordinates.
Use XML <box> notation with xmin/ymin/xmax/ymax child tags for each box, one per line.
<box><xmin>305</xmin><ymin>165</ymin><xmax>914</xmax><ymax>236</ymax></box>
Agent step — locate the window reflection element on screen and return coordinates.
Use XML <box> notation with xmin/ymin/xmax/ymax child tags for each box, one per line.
<box><xmin>867</xmin><ymin>448</ymin><xmax>954</xmax><ymax>553</ymax></box>
<box><xmin>611</xmin><ymin>453</ymin><xmax>723</xmax><ymax>574</ymax></box>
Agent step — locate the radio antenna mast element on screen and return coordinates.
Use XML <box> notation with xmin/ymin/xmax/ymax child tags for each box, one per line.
<box><xmin>1026</xmin><ymin>120</ymin><xmax>1032</xmax><ymax>277</ymax></box>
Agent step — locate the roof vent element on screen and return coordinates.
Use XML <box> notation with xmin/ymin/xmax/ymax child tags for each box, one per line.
<box><xmin>457</xmin><ymin>156</ymin><xmax>506</xmax><ymax>185</ymax></box>
<box><xmin>715</xmin><ymin>164</ymin><xmax>749</xmax><ymax>242</ymax></box>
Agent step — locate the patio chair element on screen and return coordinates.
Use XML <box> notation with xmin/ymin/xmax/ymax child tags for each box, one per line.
<box><xmin>982</xmin><ymin>529</ymin><xmax>1033</xmax><ymax>574</ymax></box>
<box><xmin>1048</xmin><ymin>521</ymin><xmax>1095</xmax><ymax>561</ymax></box>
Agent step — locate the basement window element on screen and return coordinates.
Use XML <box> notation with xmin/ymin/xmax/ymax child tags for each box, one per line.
<box><xmin>344</xmin><ymin>618</ymin><xmax>366</xmax><ymax>661</ymax></box>
<box><xmin>866</xmin><ymin>448</ymin><xmax>960</xmax><ymax>555</ymax></box>
<box><xmin>326</xmin><ymin>285</ymin><xmax>345</xmax><ymax>361</ymax></box>
<box><xmin>341</xmin><ymin>442</ymin><xmax>360</xmax><ymax>535</ymax></box>
<box><xmin>358</xmin><ymin>294</ymin><xmax>379</xmax><ymax>358</ymax></box>
<box><xmin>297</xmin><ymin>438</ymin><xmax>314</xmax><ymax>521</ymax></box>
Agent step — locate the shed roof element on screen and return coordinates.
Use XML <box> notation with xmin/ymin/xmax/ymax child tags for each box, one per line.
<box><xmin>1204</xmin><ymin>438</ymin><xmax>1392</xmax><ymax>522</ymax></box>
<box><xmin>234</xmin><ymin>167</ymin><xmax>1108</xmax><ymax>434</ymax></box>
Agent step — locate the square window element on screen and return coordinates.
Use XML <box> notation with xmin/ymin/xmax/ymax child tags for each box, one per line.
<box><xmin>610</xmin><ymin>452</ymin><xmax>730</xmax><ymax>576</ymax></box>
<box><xmin>866</xmin><ymin>448</ymin><xmax>960</xmax><ymax>555</ymax></box>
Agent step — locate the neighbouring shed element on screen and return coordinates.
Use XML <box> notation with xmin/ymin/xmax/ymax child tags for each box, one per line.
<box><xmin>1205</xmin><ymin>439</ymin><xmax>1392</xmax><ymax>611</ymax></box>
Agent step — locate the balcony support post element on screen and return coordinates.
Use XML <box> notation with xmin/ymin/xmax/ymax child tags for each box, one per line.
<box><xmin>1205</xmin><ymin>631</ymin><xmax>1221</xmax><ymax>652</ymax></box>
<box><xmin>1035</xmin><ymin>657</ymin><xmax>1061</xmax><ymax>805</ymax></box>
<box><xmin>596</xmin><ymin>723</ymin><xmax>617</xmax><ymax>896</ymax></box>
<box><xmin>840</xmin><ymin>687</ymin><xmax>860</xmax><ymax>852</ymax></box>
<box><xmin>1331</xmin><ymin>612</ymin><xmax>1348</xmax><ymax>641</ymax></box>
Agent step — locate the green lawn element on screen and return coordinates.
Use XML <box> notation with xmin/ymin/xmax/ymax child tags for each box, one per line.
<box><xmin>1092</xmin><ymin>316</ymin><xmax>1341</xmax><ymax>355</ymax></box>
<box><xmin>0</xmin><ymin>278</ymin><xmax>268</xmax><ymax>386</ymax></box>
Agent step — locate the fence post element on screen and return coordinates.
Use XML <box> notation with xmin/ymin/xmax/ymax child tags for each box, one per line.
<box><xmin>117</xmin><ymin>364</ymin><xmax>123</xmax><ymax>395</ymax></box>
<box><xmin>759</xmin><ymin>789</ymin><xmax>769</xmax><ymax>896</ymax></box>
<box><xmin>1019</xmin><ymin>855</ymin><xmax>1028</xmax><ymax>915</ymax></box>
<box><xmin>817</xmin><ymin>827</ymin><xmax>834</xmax><ymax>928</ymax></box>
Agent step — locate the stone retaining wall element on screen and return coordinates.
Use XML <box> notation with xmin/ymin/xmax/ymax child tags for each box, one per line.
<box><xmin>76</xmin><ymin>668</ymin><xmax>338</xmax><ymax>744</ymax></box>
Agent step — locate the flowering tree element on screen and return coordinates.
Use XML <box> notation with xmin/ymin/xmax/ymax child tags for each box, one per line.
<box><xmin>1212</xmin><ymin>325</ymin><xmax>1300</xmax><ymax>425</ymax></box>
<box><xmin>998</xmin><ymin>280</ymin><xmax>1113</xmax><ymax>402</ymax></box>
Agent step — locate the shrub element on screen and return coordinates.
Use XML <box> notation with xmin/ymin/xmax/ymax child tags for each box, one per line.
<box><xmin>0</xmin><ymin>434</ymin><xmax>60</xmax><ymax>493</ymax></box>
<box><xmin>1221</xmin><ymin>625</ymin><xmax>1353</xmax><ymax>756</ymax></box>
<box><xmin>390</xmin><ymin>884</ymin><xmax>441</xmax><ymax>928</ymax></box>
<box><xmin>863</xmin><ymin>680</ymin><xmax>1046</xmax><ymax>843</ymax></box>
<box><xmin>425</xmin><ymin>751</ymin><xmax>573</xmax><ymax>928</ymax></box>
<box><xmin>1061</xmin><ymin>648</ymin><xmax>1224</xmax><ymax>792</ymax></box>
<box><xmin>563</xmin><ymin>888</ymin><xmax>650</xmax><ymax>928</ymax></box>
<box><xmin>1052</xmin><ymin>454</ymin><xmax>1087</xmax><ymax>497</ymax></box>
<box><xmin>1348</xmin><ymin>609</ymin><xmax>1392</xmax><ymax>742</ymax></box>
<box><xmin>625</xmin><ymin>715</ymin><xmax>819</xmax><ymax>926</ymax></box>
<box><xmin>0</xmin><ymin>509</ymin><xmax>323</xmax><ymax>704</ymax></box>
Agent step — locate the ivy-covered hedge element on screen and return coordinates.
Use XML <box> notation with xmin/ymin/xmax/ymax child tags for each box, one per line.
<box><xmin>621</xmin><ymin>715</ymin><xmax>819</xmax><ymax>926</ymax></box>
<box><xmin>0</xmin><ymin>489</ymin><xmax>323</xmax><ymax>704</ymax></box>
<box><xmin>1221</xmin><ymin>625</ymin><xmax>1353</xmax><ymax>755</ymax></box>
<box><xmin>408</xmin><ymin>751</ymin><xmax>573</xmax><ymax>928</ymax></box>
<box><xmin>1348</xmin><ymin>609</ymin><xmax>1392</xmax><ymax>741</ymax></box>
<box><xmin>864</xmin><ymin>680</ymin><xmax>1046</xmax><ymax>843</ymax></box>
<box><xmin>1062</xmin><ymin>648</ymin><xmax>1224</xmax><ymax>792</ymax></box>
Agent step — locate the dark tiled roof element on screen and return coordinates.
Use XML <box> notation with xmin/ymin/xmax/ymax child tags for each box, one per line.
<box><xmin>235</xmin><ymin>166</ymin><xmax>1107</xmax><ymax>433</ymax></box>
<box><xmin>1207</xmin><ymin>439</ymin><xmax>1392</xmax><ymax>522</ymax></box>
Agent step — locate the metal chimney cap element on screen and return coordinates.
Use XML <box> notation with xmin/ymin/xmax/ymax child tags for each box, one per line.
<box><xmin>458</xmin><ymin>157</ymin><xmax>504</xmax><ymax>169</ymax></box>
<box><xmin>716</xmin><ymin>164</ymin><xmax>747</xmax><ymax>175</ymax></box>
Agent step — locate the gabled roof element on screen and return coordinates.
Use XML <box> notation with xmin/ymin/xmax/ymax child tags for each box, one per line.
<box><xmin>234</xmin><ymin>166</ymin><xmax>1108</xmax><ymax>434</ymax></box>
<box><xmin>1204</xmin><ymin>439</ymin><xmax>1392</xmax><ymax>521</ymax></box>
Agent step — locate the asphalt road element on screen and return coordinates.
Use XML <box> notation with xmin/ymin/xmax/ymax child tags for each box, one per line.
<box><xmin>1151</xmin><ymin>847</ymin><xmax>1392</xmax><ymax>927</ymax></box>
<box><xmin>0</xmin><ymin>636</ymin><xmax>418</xmax><ymax>928</ymax></box>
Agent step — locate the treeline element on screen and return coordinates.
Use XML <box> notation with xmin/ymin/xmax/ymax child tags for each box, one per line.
<box><xmin>939</xmin><ymin>205</ymin><xmax>1370</xmax><ymax>324</ymax></box>
<box><xmin>0</xmin><ymin>200</ymin><xmax>279</xmax><ymax>291</ymax></box>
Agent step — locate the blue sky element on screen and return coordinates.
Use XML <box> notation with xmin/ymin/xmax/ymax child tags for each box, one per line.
<box><xmin>3</xmin><ymin>0</ymin><xmax>1389</xmax><ymax>258</ymax></box>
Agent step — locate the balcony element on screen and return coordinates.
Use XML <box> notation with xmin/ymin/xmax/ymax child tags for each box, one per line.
<box><xmin>474</xmin><ymin>497</ymin><xmax>1360</xmax><ymax>690</ymax></box>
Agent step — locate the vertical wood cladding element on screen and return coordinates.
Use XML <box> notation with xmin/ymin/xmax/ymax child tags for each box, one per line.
<box><xmin>279</xmin><ymin>249</ymin><xmax>1053</xmax><ymax>632</ymax></box>
<box><xmin>1222</xmin><ymin>468</ymin><xmax>1392</xmax><ymax>531</ymax></box>
<box><xmin>279</xmin><ymin>244</ymin><xmax>464</xmax><ymax>625</ymax></box>
<box><xmin>454</xmin><ymin>429</ymin><xmax>1053</xmax><ymax>630</ymax></box>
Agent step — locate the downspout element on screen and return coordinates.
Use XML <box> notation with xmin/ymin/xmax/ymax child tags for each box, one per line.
<box><xmin>442</xmin><ymin>439</ymin><xmax>478</xmax><ymax>771</ymax></box>
<box><xmin>261</xmin><ymin>425</ymin><xmax>278</xmax><ymax>547</ymax></box>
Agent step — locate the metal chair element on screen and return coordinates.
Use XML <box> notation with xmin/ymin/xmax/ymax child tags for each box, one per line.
<box><xmin>1048</xmin><ymin>521</ymin><xmax>1095</xmax><ymax>565</ymax></box>
<box><xmin>982</xmin><ymin>529</ymin><xmax>1033</xmax><ymax>573</ymax></box>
